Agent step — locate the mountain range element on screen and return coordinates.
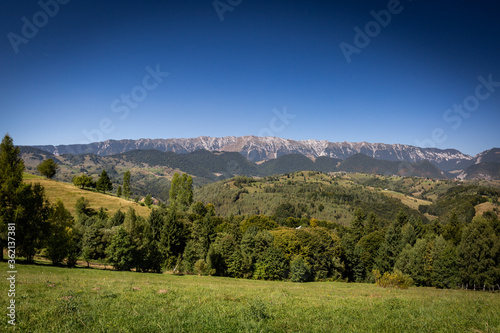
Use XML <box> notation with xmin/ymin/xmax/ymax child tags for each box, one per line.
<box><xmin>29</xmin><ymin>136</ymin><xmax>499</xmax><ymax>178</ymax></box>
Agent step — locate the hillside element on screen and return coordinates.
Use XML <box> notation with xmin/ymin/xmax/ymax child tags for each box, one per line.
<box><xmin>458</xmin><ymin>162</ymin><xmax>500</xmax><ymax>180</ymax></box>
<box><xmin>23</xmin><ymin>173</ymin><xmax>151</xmax><ymax>218</ymax></box>
<box><xmin>194</xmin><ymin>171</ymin><xmax>430</xmax><ymax>226</ymax></box>
<box><xmin>21</xmin><ymin>147</ymin><xmax>453</xmax><ymax>202</ymax></box>
<box><xmin>336</xmin><ymin>154</ymin><xmax>446</xmax><ymax>179</ymax></box>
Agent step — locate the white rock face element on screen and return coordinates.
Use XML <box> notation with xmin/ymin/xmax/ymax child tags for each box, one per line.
<box><xmin>32</xmin><ymin>136</ymin><xmax>479</xmax><ymax>169</ymax></box>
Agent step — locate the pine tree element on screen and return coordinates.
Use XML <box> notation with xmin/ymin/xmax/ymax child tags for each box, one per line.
<box><xmin>123</xmin><ymin>170</ymin><xmax>131</xmax><ymax>199</ymax></box>
<box><xmin>431</xmin><ymin>235</ymin><xmax>458</xmax><ymax>289</ymax></box>
<box><xmin>82</xmin><ymin>225</ymin><xmax>106</xmax><ymax>266</ymax></box>
<box><xmin>116</xmin><ymin>185</ymin><xmax>122</xmax><ymax>197</ymax></box>
<box><xmin>0</xmin><ymin>134</ymin><xmax>25</xmax><ymax>260</ymax></box>
<box><xmin>160</xmin><ymin>207</ymin><xmax>186</xmax><ymax>268</ymax></box>
<box><xmin>15</xmin><ymin>183</ymin><xmax>51</xmax><ymax>262</ymax></box>
<box><xmin>375</xmin><ymin>211</ymin><xmax>407</xmax><ymax>273</ymax></box>
<box><xmin>96</xmin><ymin>170</ymin><xmax>113</xmax><ymax>193</ymax></box>
<box><xmin>457</xmin><ymin>216</ymin><xmax>500</xmax><ymax>289</ymax></box>
<box><xmin>144</xmin><ymin>194</ymin><xmax>153</xmax><ymax>207</ymax></box>
<box><xmin>106</xmin><ymin>227</ymin><xmax>136</xmax><ymax>271</ymax></box>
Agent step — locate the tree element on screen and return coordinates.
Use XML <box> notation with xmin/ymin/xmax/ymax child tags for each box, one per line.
<box><xmin>37</xmin><ymin>158</ymin><xmax>59</xmax><ymax>179</ymax></box>
<box><xmin>107</xmin><ymin>209</ymin><xmax>125</xmax><ymax>228</ymax></box>
<box><xmin>72</xmin><ymin>174</ymin><xmax>96</xmax><ymax>189</ymax></box>
<box><xmin>169</xmin><ymin>173</ymin><xmax>193</xmax><ymax>210</ymax></box>
<box><xmin>375</xmin><ymin>212</ymin><xmax>407</xmax><ymax>273</ymax></box>
<box><xmin>159</xmin><ymin>207</ymin><xmax>186</xmax><ymax>268</ymax></box>
<box><xmin>96</xmin><ymin>170</ymin><xmax>113</xmax><ymax>193</ymax></box>
<box><xmin>82</xmin><ymin>225</ymin><xmax>107</xmax><ymax>266</ymax></box>
<box><xmin>457</xmin><ymin>216</ymin><xmax>500</xmax><ymax>289</ymax></box>
<box><xmin>106</xmin><ymin>227</ymin><xmax>136</xmax><ymax>271</ymax></box>
<box><xmin>15</xmin><ymin>183</ymin><xmax>51</xmax><ymax>262</ymax></box>
<box><xmin>431</xmin><ymin>235</ymin><xmax>458</xmax><ymax>289</ymax></box>
<box><xmin>123</xmin><ymin>170</ymin><xmax>131</xmax><ymax>199</ymax></box>
<box><xmin>290</xmin><ymin>256</ymin><xmax>312</xmax><ymax>282</ymax></box>
<box><xmin>0</xmin><ymin>134</ymin><xmax>25</xmax><ymax>260</ymax></box>
<box><xmin>45</xmin><ymin>200</ymin><xmax>75</xmax><ymax>265</ymax></box>
<box><xmin>253</xmin><ymin>246</ymin><xmax>289</xmax><ymax>280</ymax></box>
<box><xmin>75</xmin><ymin>196</ymin><xmax>95</xmax><ymax>222</ymax></box>
<box><xmin>144</xmin><ymin>194</ymin><xmax>153</xmax><ymax>207</ymax></box>
<box><xmin>116</xmin><ymin>185</ymin><xmax>122</xmax><ymax>197</ymax></box>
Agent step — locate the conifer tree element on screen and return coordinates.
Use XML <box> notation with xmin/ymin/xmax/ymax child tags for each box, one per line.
<box><xmin>96</xmin><ymin>170</ymin><xmax>113</xmax><ymax>193</ymax></box>
<box><xmin>0</xmin><ymin>134</ymin><xmax>25</xmax><ymax>260</ymax></box>
<box><xmin>123</xmin><ymin>170</ymin><xmax>131</xmax><ymax>199</ymax></box>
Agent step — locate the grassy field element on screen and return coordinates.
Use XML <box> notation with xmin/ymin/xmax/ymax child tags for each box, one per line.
<box><xmin>23</xmin><ymin>173</ymin><xmax>152</xmax><ymax>219</ymax></box>
<box><xmin>2</xmin><ymin>262</ymin><xmax>499</xmax><ymax>332</ymax></box>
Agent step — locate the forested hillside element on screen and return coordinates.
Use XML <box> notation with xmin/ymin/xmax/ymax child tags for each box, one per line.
<box><xmin>194</xmin><ymin>172</ymin><xmax>429</xmax><ymax>226</ymax></box>
<box><xmin>4</xmin><ymin>135</ymin><xmax>500</xmax><ymax>291</ymax></box>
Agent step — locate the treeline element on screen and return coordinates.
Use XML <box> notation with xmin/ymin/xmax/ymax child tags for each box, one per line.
<box><xmin>16</xmin><ymin>194</ymin><xmax>499</xmax><ymax>290</ymax></box>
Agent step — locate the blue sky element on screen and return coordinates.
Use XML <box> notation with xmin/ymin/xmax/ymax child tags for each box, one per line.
<box><xmin>1</xmin><ymin>0</ymin><xmax>499</xmax><ymax>156</ymax></box>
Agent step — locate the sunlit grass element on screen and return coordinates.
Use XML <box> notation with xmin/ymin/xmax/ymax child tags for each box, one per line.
<box><xmin>22</xmin><ymin>173</ymin><xmax>151</xmax><ymax>218</ymax></box>
<box><xmin>2</xmin><ymin>262</ymin><xmax>499</xmax><ymax>332</ymax></box>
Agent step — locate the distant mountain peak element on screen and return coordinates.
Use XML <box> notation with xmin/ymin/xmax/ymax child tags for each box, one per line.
<box><xmin>28</xmin><ymin>136</ymin><xmax>487</xmax><ymax>172</ymax></box>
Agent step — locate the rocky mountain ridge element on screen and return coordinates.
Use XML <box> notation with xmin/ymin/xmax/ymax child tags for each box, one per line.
<box><xmin>30</xmin><ymin>136</ymin><xmax>486</xmax><ymax>172</ymax></box>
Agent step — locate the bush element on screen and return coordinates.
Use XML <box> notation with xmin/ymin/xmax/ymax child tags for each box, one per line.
<box><xmin>194</xmin><ymin>259</ymin><xmax>208</xmax><ymax>276</ymax></box>
<box><xmin>290</xmin><ymin>256</ymin><xmax>312</xmax><ymax>282</ymax></box>
<box><xmin>373</xmin><ymin>269</ymin><xmax>413</xmax><ymax>289</ymax></box>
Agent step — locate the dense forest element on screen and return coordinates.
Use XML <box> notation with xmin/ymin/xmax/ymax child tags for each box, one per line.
<box><xmin>2</xmin><ymin>135</ymin><xmax>500</xmax><ymax>290</ymax></box>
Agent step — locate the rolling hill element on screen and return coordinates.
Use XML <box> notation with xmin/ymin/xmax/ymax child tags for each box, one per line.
<box><xmin>23</xmin><ymin>173</ymin><xmax>151</xmax><ymax>218</ymax></box>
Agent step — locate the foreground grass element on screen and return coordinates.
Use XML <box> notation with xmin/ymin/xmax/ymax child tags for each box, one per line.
<box><xmin>23</xmin><ymin>173</ymin><xmax>151</xmax><ymax>218</ymax></box>
<box><xmin>2</xmin><ymin>263</ymin><xmax>499</xmax><ymax>332</ymax></box>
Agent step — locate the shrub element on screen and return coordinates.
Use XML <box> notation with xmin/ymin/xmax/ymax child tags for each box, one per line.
<box><xmin>194</xmin><ymin>259</ymin><xmax>208</xmax><ymax>276</ymax></box>
<box><xmin>290</xmin><ymin>256</ymin><xmax>312</xmax><ymax>282</ymax></box>
<box><xmin>373</xmin><ymin>269</ymin><xmax>413</xmax><ymax>289</ymax></box>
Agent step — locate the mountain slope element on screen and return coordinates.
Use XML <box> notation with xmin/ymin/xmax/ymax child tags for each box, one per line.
<box><xmin>29</xmin><ymin>136</ymin><xmax>475</xmax><ymax>170</ymax></box>
<box><xmin>337</xmin><ymin>154</ymin><xmax>446</xmax><ymax>179</ymax></box>
<box><xmin>458</xmin><ymin>162</ymin><xmax>500</xmax><ymax>180</ymax></box>
<box><xmin>474</xmin><ymin>148</ymin><xmax>500</xmax><ymax>164</ymax></box>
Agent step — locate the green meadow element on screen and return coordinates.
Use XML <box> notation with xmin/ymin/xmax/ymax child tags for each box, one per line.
<box><xmin>2</xmin><ymin>262</ymin><xmax>499</xmax><ymax>332</ymax></box>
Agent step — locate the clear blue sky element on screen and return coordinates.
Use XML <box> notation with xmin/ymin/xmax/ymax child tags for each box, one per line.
<box><xmin>1</xmin><ymin>0</ymin><xmax>499</xmax><ymax>156</ymax></box>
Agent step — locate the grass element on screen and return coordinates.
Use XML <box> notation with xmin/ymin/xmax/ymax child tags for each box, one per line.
<box><xmin>2</xmin><ymin>262</ymin><xmax>499</xmax><ymax>332</ymax></box>
<box><xmin>475</xmin><ymin>201</ymin><xmax>500</xmax><ymax>218</ymax></box>
<box><xmin>378</xmin><ymin>189</ymin><xmax>432</xmax><ymax>210</ymax></box>
<box><xmin>22</xmin><ymin>173</ymin><xmax>151</xmax><ymax>218</ymax></box>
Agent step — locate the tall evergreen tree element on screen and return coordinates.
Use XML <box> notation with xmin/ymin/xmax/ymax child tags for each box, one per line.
<box><xmin>106</xmin><ymin>227</ymin><xmax>136</xmax><ymax>271</ymax></box>
<box><xmin>15</xmin><ymin>183</ymin><xmax>51</xmax><ymax>262</ymax></box>
<box><xmin>0</xmin><ymin>134</ymin><xmax>25</xmax><ymax>260</ymax></box>
<box><xmin>375</xmin><ymin>211</ymin><xmax>407</xmax><ymax>273</ymax></box>
<box><xmin>431</xmin><ymin>235</ymin><xmax>458</xmax><ymax>289</ymax></box>
<box><xmin>45</xmin><ymin>200</ymin><xmax>75</xmax><ymax>265</ymax></box>
<box><xmin>96</xmin><ymin>170</ymin><xmax>113</xmax><ymax>193</ymax></box>
<box><xmin>122</xmin><ymin>170</ymin><xmax>131</xmax><ymax>199</ymax></box>
<box><xmin>160</xmin><ymin>207</ymin><xmax>186</xmax><ymax>268</ymax></box>
<box><xmin>457</xmin><ymin>216</ymin><xmax>500</xmax><ymax>289</ymax></box>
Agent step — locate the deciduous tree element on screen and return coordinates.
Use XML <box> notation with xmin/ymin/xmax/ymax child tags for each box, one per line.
<box><xmin>37</xmin><ymin>158</ymin><xmax>59</xmax><ymax>179</ymax></box>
